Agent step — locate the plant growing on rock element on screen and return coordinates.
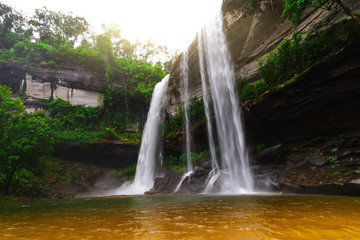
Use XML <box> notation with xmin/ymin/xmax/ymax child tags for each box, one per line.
<box><xmin>258</xmin><ymin>21</ymin><xmax>360</xmax><ymax>90</ymax></box>
<box><xmin>282</xmin><ymin>0</ymin><xmax>360</xmax><ymax>25</ymax></box>
<box><xmin>328</xmin><ymin>156</ymin><xmax>339</xmax><ymax>164</ymax></box>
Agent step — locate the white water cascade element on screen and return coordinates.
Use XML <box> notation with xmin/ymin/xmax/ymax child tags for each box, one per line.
<box><xmin>198</xmin><ymin>1</ymin><xmax>254</xmax><ymax>194</ymax></box>
<box><xmin>198</xmin><ymin>30</ymin><xmax>220</xmax><ymax>192</ymax></box>
<box><xmin>173</xmin><ymin>48</ymin><xmax>195</xmax><ymax>193</ymax></box>
<box><xmin>180</xmin><ymin>48</ymin><xmax>193</xmax><ymax>172</ymax></box>
<box><xmin>114</xmin><ymin>75</ymin><xmax>169</xmax><ymax>195</ymax></box>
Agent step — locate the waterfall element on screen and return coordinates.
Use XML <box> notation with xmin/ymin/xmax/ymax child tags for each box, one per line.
<box><xmin>173</xmin><ymin>49</ymin><xmax>194</xmax><ymax>193</ymax></box>
<box><xmin>180</xmin><ymin>49</ymin><xmax>193</xmax><ymax>171</ymax></box>
<box><xmin>198</xmin><ymin>1</ymin><xmax>254</xmax><ymax>194</ymax></box>
<box><xmin>115</xmin><ymin>75</ymin><xmax>169</xmax><ymax>195</ymax></box>
<box><xmin>198</xmin><ymin>31</ymin><xmax>220</xmax><ymax>190</ymax></box>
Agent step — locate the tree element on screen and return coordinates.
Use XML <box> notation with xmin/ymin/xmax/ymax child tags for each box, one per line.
<box><xmin>138</xmin><ymin>39</ymin><xmax>169</xmax><ymax>62</ymax></box>
<box><xmin>0</xmin><ymin>85</ymin><xmax>54</xmax><ymax>194</ymax></box>
<box><xmin>282</xmin><ymin>0</ymin><xmax>360</xmax><ymax>24</ymax></box>
<box><xmin>94</xmin><ymin>34</ymin><xmax>114</xmax><ymax>67</ymax></box>
<box><xmin>115</xmin><ymin>38</ymin><xmax>138</xmax><ymax>58</ymax></box>
<box><xmin>0</xmin><ymin>3</ymin><xmax>31</xmax><ymax>49</ymax></box>
<box><xmin>31</xmin><ymin>7</ymin><xmax>89</xmax><ymax>45</ymax></box>
<box><xmin>163</xmin><ymin>49</ymin><xmax>179</xmax><ymax>73</ymax></box>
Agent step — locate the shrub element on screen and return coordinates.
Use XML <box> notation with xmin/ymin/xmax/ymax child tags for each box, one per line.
<box><xmin>241</xmin><ymin>85</ymin><xmax>255</xmax><ymax>101</ymax></box>
<box><xmin>0</xmin><ymin>86</ymin><xmax>54</xmax><ymax>193</ymax></box>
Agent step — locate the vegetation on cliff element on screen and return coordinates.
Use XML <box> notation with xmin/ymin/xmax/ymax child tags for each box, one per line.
<box><xmin>0</xmin><ymin>2</ymin><xmax>171</xmax><ymax>197</ymax></box>
<box><xmin>237</xmin><ymin>17</ymin><xmax>360</xmax><ymax>102</ymax></box>
<box><xmin>282</xmin><ymin>0</ymin><xmax>360</xmax><ymax>24</ymax></box>
<box><xmin>0</xmin><ymin>2</ymin><xmax>174</xmax><ymax>141</ymax></box>
<box><xmin>1</xmin><ymin>0</ymin><xmax>360</xmax><ymax>198</ymax></box>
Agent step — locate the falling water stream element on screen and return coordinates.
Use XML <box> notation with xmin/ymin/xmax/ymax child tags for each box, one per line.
<box><xmin>198</xmin><ymin>29</ymin><xmax>220</xmax><ymax>192</ymax></box>
<box><xmin>173</xmin><ymin>49</ymin><xmax>195</xmax><ymax>193</ymax></box>
<box><xmin>174</xmin><ymin>0</ymin><xmax>254</xmax><ymax>194</ymax></box>
<box><xmin>198</xmin><ymin>0</ymin><xmax>254</xmax><ymax>193</ymax></box>
<box><xmin>180</xmin><ymin>48</ymin><xmax>193</xmax><ymax>172</ymax></box>
<box><xmin>113</xmin><ymin>75</ymin><xmax>169</xmax><ymax>195</ymax></box>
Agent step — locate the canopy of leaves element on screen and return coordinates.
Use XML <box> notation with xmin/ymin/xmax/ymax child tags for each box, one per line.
<box><xmin>0</xmin><ymin>85</ymin><xmax>54</xmax><ymax>193</ymax></box>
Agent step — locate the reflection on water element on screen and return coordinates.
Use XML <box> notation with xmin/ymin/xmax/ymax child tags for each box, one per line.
<box><xmin>1</xmin><ymin>195</ymin><xmax>360</xmax><ymax>239</ymax></box>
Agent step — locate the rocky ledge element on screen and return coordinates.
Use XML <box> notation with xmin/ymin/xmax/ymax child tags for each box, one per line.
<box><xmin>253</xmin><ymin>130</ymin><xmax>360</xmax><ymax>196</ymax></box>
<box><xmin>149</xmin><ymin>130</ymin><xmax>360</xmax><ymax>196</ymax></box>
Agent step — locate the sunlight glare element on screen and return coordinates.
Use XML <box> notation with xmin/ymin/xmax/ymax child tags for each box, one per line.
<box><xmin>100</xmin><ymin>0</ymin><xmax>222</xmax><ymax>50</ymax></box>
<box><xmin>3</xmin><ymin>0</ymin><xmax>222</xmax><ymax>51</ymax></box>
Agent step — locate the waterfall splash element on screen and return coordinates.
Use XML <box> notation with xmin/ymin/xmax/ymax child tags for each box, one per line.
<box><xmin>198</xmin><ymin>0</ymin><xmax>254</xmax><ymax>194</ymax></box>
<box><xmin>114</xmin><ymin>75</ymin><xmax>169</xmax><ymax>195</ymax></box>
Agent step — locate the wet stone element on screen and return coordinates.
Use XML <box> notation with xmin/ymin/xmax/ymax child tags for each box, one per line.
<box><xmin>286</xmin><ymin>153</ymin><xmax>305</xmax><ymax>163</ymax></box>
<box><xmin>341</xmin><ymin>151</ymin><xmax>352</xmax><ymax>158</ymax></box>
<box><xmin>349</xmin><ymin>179</ymin><xmax>360</xmax><ymax>185</ymax></box>
<box><xmin>309</xmin><ymin>155</ymin><xmax>328</xmax><ymax>167</ymax></box>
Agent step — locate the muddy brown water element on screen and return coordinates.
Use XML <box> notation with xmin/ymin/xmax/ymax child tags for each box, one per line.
<box><xmin>1</xmin><ymin>194</ymin><xmax>360</xmax><ymax>239</ymax></box>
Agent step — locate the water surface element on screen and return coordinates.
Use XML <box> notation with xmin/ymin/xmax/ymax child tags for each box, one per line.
<box><xmin>1</xmin><ymin>195</ymin><xmax>360</xmax><ymax>239</ymax></box>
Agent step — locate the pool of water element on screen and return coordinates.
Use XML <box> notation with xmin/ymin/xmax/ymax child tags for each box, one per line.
<box><xmin>1</xmin><ymin>195</ymin><xmax>360</xmax><ymax>239</ymax></box>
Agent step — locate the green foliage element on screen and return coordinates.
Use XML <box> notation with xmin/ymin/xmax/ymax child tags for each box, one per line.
<box><xmin>164</xmin><ymin>98</ymin><xmax>207</xmax><ymax>137</ymax></box>
<box><xmin>259</xmin><ymin>32</ymin><xmax>304</xmax><ymax>86</ymax></box>
<box><xmin>253</xmin><ymin>80</ymin><xmax>268</xmax><ymax>96</ymax></box>
<box><xmin>237</xmin><ymin>78</ymin><xmax>269</xmax><ymax>102</ymax></box>
<box><xmin>256</xmin><ymin>144</ymin><xmax>266</xmax><ymax>151</ymax></box>
<box><xmin>0</xmin><ymin>2</ymin><xmax>31</xmax><ymax>49</ymax></box>
<box><xmin>31</xmin><ymin>7</ymin><xmax>89</xmax><ymax>45</ymax></box>
<box><xmin>1</xmin><ymin>3</ymin><xmax>172</xmax><ymax>140</ymax></box>
<box><xmin>282</xmin><ymin>0</ymin><xmax>360</xmax><ymax>25</ymax></box>
<box><xmin>164</xmin><ymin>112</ymin><xmax>182</xmax><ymax>138</ymax></box>
<box><xmin>0</xmin><ymin>85</ymin><xmax>54</xmax><ymax>193</ymax></box>
<box><xmin>235</xmin><ymin>20</ymin><xmax>360</xmax><ymax>103</ymax></box>
<box><xmin>164</xmin><ymin>150</ymin><xmax>211</xmax><ymax>173</ymax></box>
<box><xmin>241</xmin><ymin>84</ymin><xmax>255</xmax><ymax>101</ymax></box>
<box><xmin>329</xmin><ymin>156</ymin><xmax>339</xmax><ymax>164</ymax></box>
<box><xmin>13</xmin><ymin>168</ymin><xmax>40</xmax><ymax>188</ymax></box>
<box><xmin>47</xmin><ymin>98</ymin><xmax>103</xmax><ymax>130</ymax></box>
<box><xmin>103</xmin><ymin>128</ymin><xmax>141</xmax><ymax>144</ymax></box>
<box><xmin>256</xmin><ymin>21</ymin><xmax>360</xmax><ymax>96</ymax></box>
<box><xmin>37</xmin><ymin>97</ymin><xmax>143</xmax><ymax>144</ymax></box>
<box><xmin>189</xmin><ymin>98</ymin><xmax>206</xmax><ymax>123</ymax></box>
<box><xmin>170</xmin><ymin>87</ymin><xmax>180</xmax><ymax>99</ymax></box>
<box><xmin>40</xmin><ymin>98</ymin><xmax>107</xmax><ymax>143</ymax></box>
<box><xmin>282</xmin><ymin>0</ymin><xmax>329</xmax><ymax>23</ymax></box>
<box><xmin>53</xmin><ymin>131</ymin><xmax>104</xmax><ymax>143</ymax></box>
<box><xmin>116</xmin><ymin>164</ymin><xmax>137</xmax><ymax>175</ymax></box>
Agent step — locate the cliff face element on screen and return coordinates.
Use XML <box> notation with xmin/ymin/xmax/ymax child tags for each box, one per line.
<box><xmin>24</xmin><ymin>66</ymin><xmax>107</xmax><ymax>91</ymax></box>
<box><xmin>166</xmin><ymin>0</ymin><xmax>360</xmax><ymax>140</ymax></box>
<box><xmin>162</xmin><ymin>0</ymin><xmax>360</xmax><ymax>194</ymax></box>
<box><xmin>244</xmin><ymin>42</ymin><xmax>360</xmax><ymax>143</ymax></box>
<box><xmin>0</xmin><ymin>64</ymin><xmax>103</xmax><ymax>107</ymax></box>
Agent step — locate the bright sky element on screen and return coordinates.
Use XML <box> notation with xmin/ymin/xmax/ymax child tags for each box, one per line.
<box><xmin>2</xmin><ymin>0</ymin><xmax>221</xmax><ymax>52</ymax></box>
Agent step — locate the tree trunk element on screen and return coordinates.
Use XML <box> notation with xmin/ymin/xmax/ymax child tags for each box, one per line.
<box><xmin>124</xmin><ymin>86</ymin><xmax>129</xmax><ymax>121</ymax></box>
<box><xmin>335</xmin><ymin>0</ymin><xmax>360</xmax><ymax>24</ymax></box>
